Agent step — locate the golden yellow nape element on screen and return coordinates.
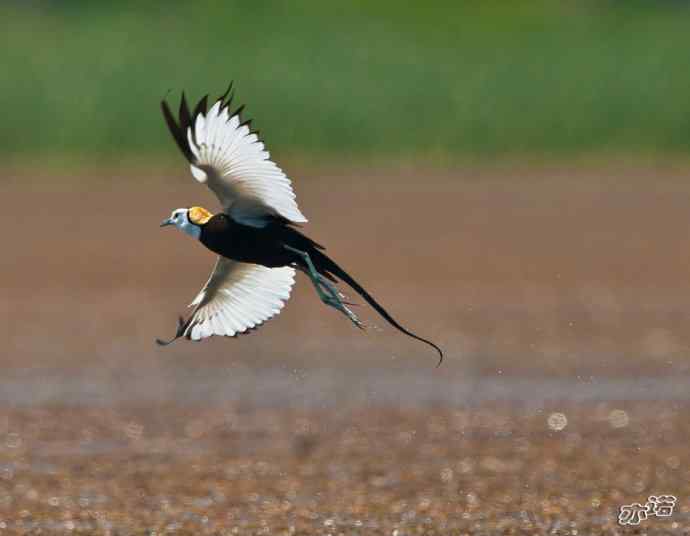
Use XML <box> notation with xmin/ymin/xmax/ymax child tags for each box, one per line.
<box><xmin>188</xmin><ymin>206</ymin><xmax>214</xmax><ymax>225</ymax></box>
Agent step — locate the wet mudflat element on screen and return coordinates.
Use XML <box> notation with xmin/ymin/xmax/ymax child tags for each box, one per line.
<box><xmin>1</xmin><ymin>163</ymin><xmax>689</xmax><ymax>534</ymax></box>
<box><xmin>1</xmin><ymin>402</ymin><xmax>688</xmax><ymax>535</ymax></box>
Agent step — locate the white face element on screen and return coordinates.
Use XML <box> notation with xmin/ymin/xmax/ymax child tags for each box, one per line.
<box><xmin>161</xmin><ymin>208</ymin><xmax>201</xmax><ymax>240</ymax></box>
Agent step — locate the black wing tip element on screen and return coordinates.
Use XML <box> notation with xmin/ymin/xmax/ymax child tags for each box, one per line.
<box><xmin>193</xmin><ymin>94</ymin><xmax>209</xmax><ymax>118</ymax></box>
<box><xmin>157</xmin><ymin>313</ymin><xmax>264</xmax><ymax>347</ymax></box>
<box><xmin>161</xmin><ymin>81</ymin><xmax>265</xmax><ymax>161</ymax></box>
<box><xmin>165</xmin><ymin>81</ymin><xmax>238</xmax><ymax>113</ymax></box>
<box><xmin>179</xmin><ymin>92</ymin><xmax>191</xmax><ymax>124</ymax></box>
<box><xmin>156</xmin><ymin>316</ymin><xmax>187</xmax><ymax>347</ymax></box>
<box><xmin>233</xmin><ymin>103</ymin><xmax>246</xmax><ymax>120</ymax></box>
<box><xmin>218</xmin><ymin>81</ymin><xmax>234</xmax><ymax>105</ymax></box>
<box><xmin>161</xmin><ymin>90</ymin><xmax>195</xmax><ymax>162</ymax></box>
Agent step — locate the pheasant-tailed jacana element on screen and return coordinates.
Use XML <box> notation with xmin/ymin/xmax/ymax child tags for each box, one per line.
<box><xmin>158</xmin><ymin>85</ymin><xmax>443</xmax><ymax>364</ymax></box>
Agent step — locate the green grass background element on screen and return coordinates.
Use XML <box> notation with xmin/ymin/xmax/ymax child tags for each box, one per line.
<box><xmin>3</xmin><ymin>1</ymin><xmax>690</xmax><ymax>163</ymax></box>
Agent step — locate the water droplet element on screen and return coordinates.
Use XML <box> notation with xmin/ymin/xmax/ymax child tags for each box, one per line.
<box><xmin>5</xmin><ymin>433</ymin><xmax>22</xmax><ymax>449</ymax></box>
<box><xmin>440</xmin><ymin>467</ymin><xmax>454</xmax><ymax>482</ymax></box>
<box><xmin>124</xmin><ymin>422</ymin><xmax>143</xmax><ymax>441</ymax></box>
<box><xmin>607</xmin><ymin>409</ymin><xmax>629</xmax><ymax>429</ymax></box>
<box><xmin>547</xmin><ymin>412</ymin><xmax>567</xmax><ymax>431</ymax></box>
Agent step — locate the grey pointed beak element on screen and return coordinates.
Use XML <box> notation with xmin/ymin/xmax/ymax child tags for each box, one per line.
<box><xmin>160</xmin><ymin>218</ymin><xmax>174</xmax><ymax>227</ymax></box>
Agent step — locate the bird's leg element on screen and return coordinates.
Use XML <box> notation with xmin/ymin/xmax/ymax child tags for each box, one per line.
<box><xmin>315</xmin><ymin>273</ymin><xmax>357</xmax><ymax>305</ymax></box>
<box><xmin>284</xmin><ymin>245</ymin><xmax>363</xmax><ymax>328</ymax></box>
<box><xmin>283</xmin><ymin>245</ymin><xmax>331</xmax><ymax>301</ymax></box>
<box><xmin>315</xmin><ymin>273</ymin><xmax>364</xmax><ymax>329</ymax></box>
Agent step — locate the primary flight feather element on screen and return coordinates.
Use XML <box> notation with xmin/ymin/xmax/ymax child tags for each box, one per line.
<box><xmin>158</xmin><ymin>84</ymin><xmax>444</xmax><ymax>364</ymax></box>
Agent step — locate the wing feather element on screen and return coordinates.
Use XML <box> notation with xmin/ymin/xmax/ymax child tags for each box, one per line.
<box><xmin>179</xmin><ymin>257</ymin><xmax>295</xmax><ymax>341</ymax></box>
<box><xmin>161</xmin><ymin>87</ymin><xmax>307</xmax><ymax>227</ymax></box>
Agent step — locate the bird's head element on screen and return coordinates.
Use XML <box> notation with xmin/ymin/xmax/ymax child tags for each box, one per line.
<box><xmin>160</xmin><ymin>206</ymin><xmax>214</xmax><ymax>239</ymax></box>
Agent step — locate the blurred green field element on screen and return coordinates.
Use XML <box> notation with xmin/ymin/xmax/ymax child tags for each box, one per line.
<box><xmin>3</xmin><ymin>1</ymin><xmax>690</xmax><ymax>163</ymax></box>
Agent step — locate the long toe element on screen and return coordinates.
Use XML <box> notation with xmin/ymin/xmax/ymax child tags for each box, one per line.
<box><xmin>350</xmin><ymin>313</ymin><xmax>365</xmax><ymax>330</ymax></box>
<box><xmin>342</xmin><ymin>306</ymin><xmax>363</xmax><ymax>328</ymax></box>
<box><xmin>323</xmin><ymin>297</ymin><xmax>362</xmax><ymax>327</ymax></box>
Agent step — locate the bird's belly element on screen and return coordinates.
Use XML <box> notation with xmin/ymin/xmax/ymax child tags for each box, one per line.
<box><xmin>203</xmin><ymin>235</ymin><xmax>293</xmax><ymax>268</ymax></box>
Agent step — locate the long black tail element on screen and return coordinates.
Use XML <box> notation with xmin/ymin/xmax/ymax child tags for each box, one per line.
<box><xmin>308</xmin><ymin>248</ymin><xmax>444</xmax><ymax>365</ymax></box>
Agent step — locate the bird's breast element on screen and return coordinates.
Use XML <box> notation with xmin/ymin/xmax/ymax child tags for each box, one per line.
<box><xmin>200</xmin><ymin>220</ymin><xmax>294</xmax><ymax>268</ymax></box>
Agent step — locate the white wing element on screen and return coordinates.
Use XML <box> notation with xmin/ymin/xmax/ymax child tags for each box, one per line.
<box><xmin>179</xmin><ymin>257</ymin><xmax>295</xmax><ymax>341</ymax></box>
<box><xmin>162</xmin><ymin>88</ymin><xmax>307</xmax><ymax>227</ymax></box>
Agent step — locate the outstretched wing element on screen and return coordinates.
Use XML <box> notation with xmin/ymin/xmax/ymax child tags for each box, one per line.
<box><xmin>158</xmin><ymin>257</ymin><xmax>296</xmax><ymax>344</ymax></box>
<box><xmin>161</xmin><ymin>85</ymin><xmax>307</xmax><ymax>227</ymax></box>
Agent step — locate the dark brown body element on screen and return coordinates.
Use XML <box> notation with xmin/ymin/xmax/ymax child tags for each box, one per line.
<box><xmin>196</xmin><ymin>212</ymin><xmax>443</xmax><ymax>362</ymax></box>
<box><xmin>199</xmin><ymin>213</ymin><xmax>321</xmax><ymax>268</ymax></box>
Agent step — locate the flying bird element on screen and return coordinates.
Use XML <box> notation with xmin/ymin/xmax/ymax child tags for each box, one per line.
<box><xmin>158</xmin><ymin>84</ymin><xmax>443</xmax><ymax>364</ymax></box>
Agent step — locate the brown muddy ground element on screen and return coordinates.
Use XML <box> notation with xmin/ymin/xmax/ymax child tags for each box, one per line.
<box><xmin>0</xmin><ymin>403</ymin><xmax>688</xmax><ymax>535</ymax></box>
<box><xmin>1</xmin><ymin>163</ymin><xmax>690</xmax><ymax>533</ymax></box>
